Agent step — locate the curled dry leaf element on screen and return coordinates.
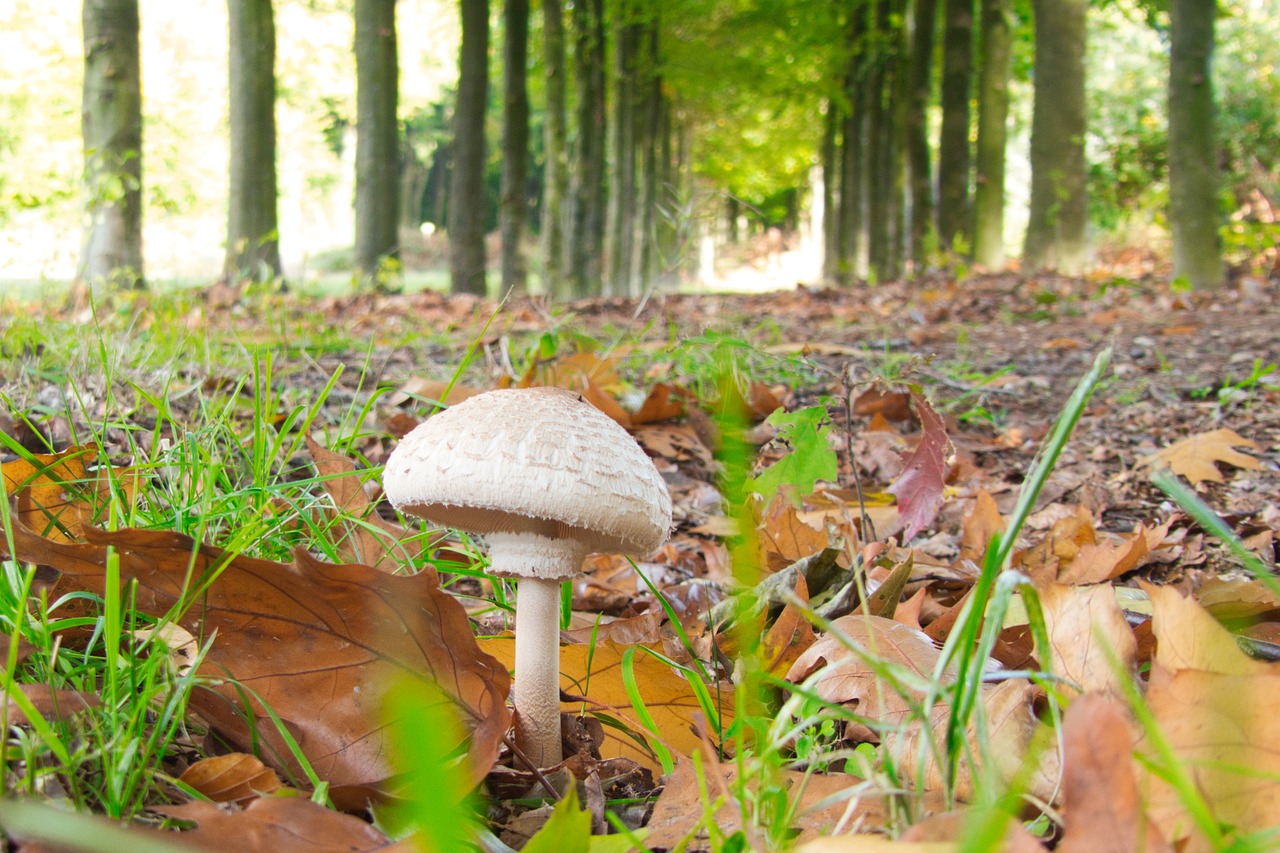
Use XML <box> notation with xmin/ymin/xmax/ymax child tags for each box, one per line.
<box><xmin>0</xmin><ymin>511</ymin><xmax>511</xmax><ymax>800</ymax></box>
<box><xmin>887</xmin><ymin>392</ymin><xmax>952</xmax><ymax>541</ymax></box>
<box><xmin>179</xmin><ymin>754</ymin><xmax>283</xmax><ymax>804</ymax></box>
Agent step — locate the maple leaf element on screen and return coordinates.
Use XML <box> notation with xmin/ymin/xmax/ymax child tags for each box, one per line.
<box><xmin>1138</xmin><ymin>427</ymin><xmax>1261</xmax><ymax>485</ymax></box>
<box><xmin>0</xmin><ymin>512</ymin><xmax>511</xmax><ymax>801</ymax></box>
<box><xmin>887</xmin><ymin>391</ymin><xmax>952</xmax><ymax>540</ymax></box>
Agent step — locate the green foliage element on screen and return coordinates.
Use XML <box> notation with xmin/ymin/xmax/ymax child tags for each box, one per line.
<box><xmin>747</xmin><ymin>405</ymin><xmax>838</xmax><ymax>503</ymax></box>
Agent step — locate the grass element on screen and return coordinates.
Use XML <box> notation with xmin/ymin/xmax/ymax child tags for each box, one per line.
<box><xmin>0</xmin><ymin>288</ymin><xmax>1270</xmax><ymax>851</ymax></box>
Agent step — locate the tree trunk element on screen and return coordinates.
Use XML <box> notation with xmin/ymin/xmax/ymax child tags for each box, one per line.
<box><xmin>79</xmin><ymin>0</ymin><xmax>144</xmax><ymax>291</ymax></box>
<box><xmin>569</xmin><ymin>0</ymin><xmax>606</xmax><ymax>297</ymax></box>
<box><xmin>400</xmin><ymin>127</ymin><xmax>428</xmax><ymax>232</ymax></box>
<box><xmin>1024</xmin><ymin>0</ymin><xmax>1088</xmax><ymax>274</ymax></box>
<box><xmin>449</xmin><ymin>0</ymin><xmax>490</xmax><ymax>295</ymax></box>
<box><xmin>905</xmin><ymin>0</ymin><xmax>938</xmax><ymax>269</ymax></box>
<box><xmin>637</xmin><ymin>16</ymin><xmax>661</xmax><ymax>289</ymax></box>
<box><xmin>838</xmin><ymin>4</ymin><xmax>869</xmax><ymax>283</ymax></box>
<box><xmin>541</xmin><ymin>0</ymin><xmax>569</xmax><ymax>297</ymax></box>
<box><xmin>937</xmin><ymin>0</ymin><xmax>973</xmax><ymax>251</ymax></box>
<box><xmin>1168</xmin><ymin>0</ymin><xmax>1222</xmax><ymax>288</ymax></box>
<box><xmin>225</xmin><ymin>0</ymin><xmax>282</xmax><ymax>282</ymax></box>
<box><xmin>354</xmin><ymin>0</ymin><xmax>400</xmax><ymax>289</ymax></box>
<box><xmin>971</xmin><ymin>0</ymin><xmax>1011</xmax><ymax>269</ymax></box>
<box><xmin>606</xmin><ymin>3</ymin><xmax>639</xmax><ymax>296</ymax></box>
<box><xmin>500</xmin><ymin>0</ymin><xmax>530</xmax><ymax>294</ymax></box>
<box><xmin>821</xmin><ymin>103</ymin><xmax>839</xmax><ymax>283</ymax></box>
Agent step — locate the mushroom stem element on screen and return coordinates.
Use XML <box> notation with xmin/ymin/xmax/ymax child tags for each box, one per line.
<box><xmin>513</xmin><ymin>576</ymin><xmax>564</xmax><ymax>767</ymax></box>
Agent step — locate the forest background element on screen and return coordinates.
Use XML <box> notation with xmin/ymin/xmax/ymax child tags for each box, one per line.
<box><xmin>2</xmin><ymin>0</ymin><xmax>1278</xmax><ymax>298</ymax></box>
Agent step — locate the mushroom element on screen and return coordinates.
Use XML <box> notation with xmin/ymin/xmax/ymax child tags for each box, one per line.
<box><xmin>382</xmin><ymin>386</ymin><xmax>672</xmax><ymax>768</ymax></box>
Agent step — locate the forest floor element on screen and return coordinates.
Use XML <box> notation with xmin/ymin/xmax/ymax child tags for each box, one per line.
<box><xmin>2</xmin><ymin>264</ymin><xmax>1279</xmax><ymax>851</ymax></box>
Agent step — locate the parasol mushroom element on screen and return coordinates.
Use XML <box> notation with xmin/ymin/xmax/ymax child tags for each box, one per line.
<box><xmin>382</xmin><ymin>386</ymin><xmax>672</xmax><ymax>768</ymax></box>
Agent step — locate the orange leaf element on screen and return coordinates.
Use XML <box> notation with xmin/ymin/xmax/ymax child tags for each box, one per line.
<box><xmin>179</xmin><ymin>754</ymin><xmax>283</xmax><ymax>804</ymax></box>
<box><xmin>1138</xmin><ymin>427</ymin><xmax>1261</xmax><ymax>484</ymax></box>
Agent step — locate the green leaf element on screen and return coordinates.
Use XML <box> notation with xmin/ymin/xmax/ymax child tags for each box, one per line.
<box><xmin>524</xmin><ymin>787</ymin><xmax>592</xmax><ymax>853</ymax></box>
<box><xmin>747</xmin><ymin>405</ymin><xmax>838</xmax><ymax>502</ymax></box>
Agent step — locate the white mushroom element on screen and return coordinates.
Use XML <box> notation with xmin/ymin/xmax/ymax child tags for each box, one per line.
<box><xmin>382</xmin><ymin>386</ymin><xmax>672</xmax><ymax>768</ymax></box>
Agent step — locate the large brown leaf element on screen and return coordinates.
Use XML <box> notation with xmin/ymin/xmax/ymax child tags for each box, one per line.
<box><xmin>0</xmin><ymin>512</ymin><xmax>511</xmax><ymax>798</ymax></box>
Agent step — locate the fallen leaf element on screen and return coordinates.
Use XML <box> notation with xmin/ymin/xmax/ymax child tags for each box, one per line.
<box><xmin>478</xmin><ymin>638</ymin><xmax>733</xmax><ymax>774</ymax></box>
<box><xmin>1056</xmin><ymin>693</ymin><xmax>1169</xmax><ymax>853</ymax></box>
<box><xmin>386</xmin><ymin>377</ymin><xmax>485</xmax><ymax>408</ymax></box>
<box><xmin>0</xmin><ymin>514</ymin><xmax>511</xmax><ymax>798</ymax></box>
<box><xmin>888</xmin><ymin>392</ymin><xmax>952</xmax><ymax>541</ymax></box>
<box><xmin>959</xmin><ymin>490</ymin><xmax>1004</xmax><ymax>566</ymax></box>
<box><xmin>1137</xmin><ymin>427</ymin><xmax>1261</xmax><ymax>485</ymax></box>
<box><xmin>156</xmin><ymin>796</ymin><xmax>390</xmax><ymax>852</ymax></box>
<box><xmin>631</xmin><ymin>382</ymin><xmax>688</xmax><ymax>424</ymax></box>
<box><xmin>179</xmin><ymin>754</ymin><xmax>284</xmax><ymax>804</ymax></box>
<box><xmin>758</xmin><ymin>495</ymin><xmax>831</xmax><ymax>573</ymax></box>
<box><xmin>1038</xmin><ymin>582</ymin><xmax>1137</xmax><ymax>696</ymax></box>
<box><xmin>1144</xmin><ymin>581</ymin><xmax>1268</xmax><ymax>675</ymax></box>
<box><xmin>306</xmin><ymin>437</ymin><xmax>423</xmax><ymax>571</ymax></box>
<box><xmin>1</xmin><ymin>684</ymin><xmax>99</xmax><ymax>725</ymax></box>
<box><xmin>901</xmin><ymin>809</ymin><xmax>1047</xmax><ymax>851</ymax></box>
<box><xmin>1</xmin><ymin>444</ymin><xmax>137</xmax><ymax>542</ymax></box>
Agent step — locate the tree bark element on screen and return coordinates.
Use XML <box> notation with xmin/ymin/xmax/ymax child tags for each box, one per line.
<box><xmin>636</xmin><ymin>15</ymin><xmax>661</xmax><ymax>289</ymax></box>
<box><xmin>541</xmin><ymin>0</ymin><xmax>569</xmax><ymax>297</ymax></box>
<box><xmin>569</xmin><ymin>0</ymin><xmax>606</xmax><ymax>297</ymax></box>
<box><xmin>354</xmin><ymin>0</ymin><xmax>400</xmax><ymax>289</ymax></box>
<box><xmin>838</xmin><ymin>4</ymin><xmax>869</xmax><ymax>283</ymax></box>
<box><xmin>1168</xmin><ymin>0</ymin><xmax>1223</xmax><ymax>288</ymax></box>
<box><xmin>821</xmin><ymin>103</ymin><xmax>840</xmax><ymax>283</ymax></box>
<box><xmin>79</xmin><ymin>0</ymin><xmax>144</xmax><ymax>291</ymax></box>
<box><xmin>225</xmin><ymin>0</ymin><xmax>283</xmax><ymax>282</ymax></box>
<box><xmin>937</xmin><ymin>0</ymin><xmax>973</xmax><ymax>251</ymax></box>
<box><xmin>905</xmin><ymin>0</ymin><xmax>938</xmax><ymax>269</ymax></box>
<box><xmin>606</xmin><ymin>3</ymin><xmax>639</xmax><ymax>296</ymax></box>
<box><xmin>500</xmin><ymin>0</ymin><xmax>530</xmax><ymax>294</ymax></box>
<box><xmin>1024</xmin><ymin>0</ymin><xmax>1088</xmax><ymax>274</ymax></box>
<box><xmin>971</xmin><ymin>0</ymin><xmax>1011</xmax><ymax>269</ymax></box>
<box><xmin>449</xmin><ymin>0</ymin><xmax>490</xmax><ymax>295</ymax></box>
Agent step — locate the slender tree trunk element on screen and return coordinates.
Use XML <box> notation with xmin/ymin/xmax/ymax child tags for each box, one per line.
<box><xmin>884</xmin><ymin>0</ymin><xmax>909</xmax><ymax>280</ymax></box>
<box><xmin>971</xmin><ymin>0</ymin><xmax>1011</xmax><ymax>269</ymax></box>
<box><xmin>905</xmin><ymin>0</ymin><xmax>938</xmax><ymax>269</ymax></box>
<box><xmin>500</xmin><ymin>0</ymin><xmax>530</xmax><ymax>294</ymax></box>
<box><xmin>637</xmin><ymin>15</ymin><xmax>661</xmax><ymax>289</ymax></box>
<box><xmin>400</xmin><ymin>127</ymin><xmax>428</xmax><ymax>232</ymax></box>
<box><xmin>449</xmin><ymin>0</ymin><xmax>490</xmax><ymax>295</ymax></box>
<box><xmin>354</xmin><ymin>0</ymin><xmax>400</xmax><ymax>288</ymax></box>
<box><xmin>1168</xmin><ymin>0</ymin><xmax>1222</xmax><ymax>288</ymax></box>
<box><xmin>570</xmin><ymin>0</ymin><xmax>606</xmax><ymax>297</ymax></box>
<box><xmin>1024</xmin><ymin>0</ymin><xmax>1088</xmax><ymax>274</ymax></box>
<box><xmin>821</xmin><ymin>103</ymin><xmax>840</xmax><ymax>283</ymax></box>
<box><xmin>937</xmin><ymin>0</ymin><xmax>973</xmax><ymax>251</ymax></box>
<box><xmin>225</xmin><ymin>0</ymin><xmax>282</xmax><ymax>282</ymax></box>
<box><xmin>542</xmin><ymin>0</ymin><xmax>569</xmax><ymax>297</ymax></box>
<box><xmin>838</xmin><ymin>4</ymin><xmax>869</xmax><ymax>283</ymax></box>
<box><xmin>79</xmin><ymin>0</ymin><xmax>143</xmax><ymax>291</ymax></box>
<box><xmin>606</xmin><ymin>3</ymin><xmax>639</xmax><ymax>296</ymax></box>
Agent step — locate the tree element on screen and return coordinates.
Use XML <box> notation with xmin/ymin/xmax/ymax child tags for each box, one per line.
<box><xmin>79</xmin><ymin>0</ymin><xmax>144</xmax><ymax>291</ymax></box>
<box><xmin>1168</xmin><ymin>0</ymin><xmax>1223</xmax><ymax>288</ymax></box>
<box><xmin>971</xmin><ymin>0</ymin><xmax>1011</xmax><ymax>269</ymax></box>
<box><xmin>500</xmin><ymin>0</ymin><xmax>530</xmax><ymax>294</ymax></box>
<box><xmin>1024</xmin><ymin>0</ymin><xmax>1088</xmax><ymax>274</ymax></box>
<box><xmin>905</xmin><ymin>0</ymin><xmax>939</xmax><ymax>268</ymax></box>
<box><xmin>569</xmin><ymin>0</ymin><xmax>607</xmax><ymax>297</ymax></box>
<box><xmin>449</xmin><ymin>0</ymin><xmax>490</xmax><ymax>295</ymax></box>
<box><xmin>606</xmin><ymin>0</ymin><xmax>641</xmax><ymax>296</ymax></box>
<box><xmin>225</xmin><ymin>0</ymin><xmax>283</xmax><ymax>282</ymax></box>
<box><xmin>937</xmin><ymin>0</ymin><xmax>974</xmax><ymax>251</ymax></box>
<box><xmin>541</xmin><ymin>0</ymin><xmax>569</xmax><ymax>295</ymax></box>
<box><xmin>354</xmin><ymin>0</ymin><xmax>400</xmax><ymax>288</ymax></box>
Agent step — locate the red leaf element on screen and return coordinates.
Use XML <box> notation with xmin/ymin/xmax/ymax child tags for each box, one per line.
<box><xmin>887</xmin><ymin>391</ymin><xmax>951</xmax><ymax>541</ymax></box>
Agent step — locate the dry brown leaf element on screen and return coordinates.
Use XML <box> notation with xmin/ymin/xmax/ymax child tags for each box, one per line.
<box><xmin>0</xmin><ymin>515</ymin><xmax>511</xmax><ymax>798</ymax></box>
<box><xmin>179</xmin><ymin>754</ymin><xmax>284</xmax><ymax>804</ymax></box>
<box><xmin>959</xmin><ymin>490</ymin><xmax>1004</xmax><ymax>566</ymax></box>
<box><xmin>1143</xmin><ymin>666</ymin><xmax>1280</xmax><ymax>851</ymax></box>
<box><xmin>1014</xmin><ymin>505</ymin><xmax>1095</xmax><ymax>584</ymax></box>
<box><xmin>1</xmin><ymin>444</ymin><xmax>138</xmax><ymax>542</ymax></box>
<box><xmin>759</xmin><ymin>495</ymin><xmax>830</xmax><ymax>573</ymax></box>
<box><xmin>631</xmin><ymin>382</ymin><xmax>688</xmax><ymax>424</ymax></box>
<box><xmin>1038</xmin><ymin>582</ymin><xmax>1137</xmax><ymax>696</ymax></box>
<box><xmin>901</xmin><ymin>809</ymin><xmax>1047</xmax><ymax>852</ymax></box>
<box><xmin>1143</xmin><ymin>580</ymin><xmax>1268</xmax><ymax>675</ymax></box>
<box><xmin>385</xmin><ymin>377</ymin><xmax>485</xmax><ymax>408</ymax></box>
<box><xmin>155</xmin><ymin>796</ymin><xmax>390</xmax><ymax>852</ymax></box>
<box><xmin>1</xmin><ymin>684</ymin><xmax>99</xmax><ymax>725</ymax></box>
<box><xmin>1137</xmin><ymin>427</ymin><xmax>1262</xmax><ymax>484</ymax></box>
<box><xmin>1058</xmin><ymin>526</ymin><xmax>1151</xmax><ymax>585</ymax></box>
<box><xmin>525</xmin><ymin>353</ymin><xmax>632</xmax><ymax>427</ymax></box>
<box><xmin>306</xmin><ymin>437</ymin><xmax>423</xmax><ymax>571</ymax></box>
<box><xmin>762</xmin><ymin>575</ymin><xmax>817</xmax><ymax>676</ymax></box>
<box><xmin>478</xmin><ymin>638</ymin><xmax>733</xmax><ymax>774</ymax></box>
<box><xmin>1055</xmin><ymin>693</ymin><xmax>1169</xmax><ymax>853</ymax></box>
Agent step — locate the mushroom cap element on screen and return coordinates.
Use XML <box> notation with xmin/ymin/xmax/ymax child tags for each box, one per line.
<box><xmin>383</xmin><ymin>387</ymin><xmax>673</xmax><ymax>577</ymax></box>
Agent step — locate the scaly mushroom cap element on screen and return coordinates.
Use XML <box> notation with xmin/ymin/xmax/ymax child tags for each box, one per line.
<box><xmin>383</xmin><ymin>386</ymin><xmax>673</xmax><ymax>580</ymax></box>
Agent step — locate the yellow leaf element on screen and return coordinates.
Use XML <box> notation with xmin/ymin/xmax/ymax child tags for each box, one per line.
<box><xmin>1138</xmin><ymin>427</ymin><xmax>1261</xmax><ymax>485</ymax></box>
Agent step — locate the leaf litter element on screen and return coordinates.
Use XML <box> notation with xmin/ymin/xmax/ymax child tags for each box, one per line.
<box><xmin>0</xmin><ymin>271</ymin><xmax>1278</xmax><ymax>850</ymax></box>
